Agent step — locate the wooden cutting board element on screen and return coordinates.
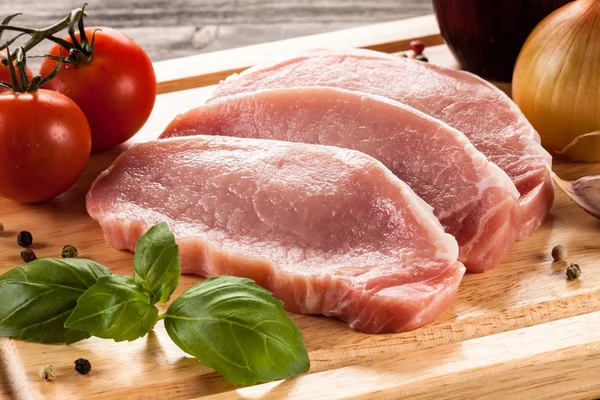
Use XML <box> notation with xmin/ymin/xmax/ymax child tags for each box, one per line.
<box><xmin>1</xmin><ymin>14</ymin><xmax>599</xmax><ymax>400</ymax></box>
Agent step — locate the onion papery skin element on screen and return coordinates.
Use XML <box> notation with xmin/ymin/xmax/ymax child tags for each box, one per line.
<box><xmin>513</xmin><ymin>0</ymin><xmax>600</xmax><ymax>162</ymax></box>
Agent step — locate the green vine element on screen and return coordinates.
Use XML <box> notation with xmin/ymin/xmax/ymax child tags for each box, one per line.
<box><xmin>0</xmin><ymin>45</ymin><xmax>63</xmax><ymax>93</ymax></box>
<box><xmin>0</xmin><ymin>4</ymin><xmax>95</xmax><ymax>67</ymax></box>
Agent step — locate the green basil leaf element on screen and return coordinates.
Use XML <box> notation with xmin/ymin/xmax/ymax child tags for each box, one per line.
<box><xmin>0</xmin><ymin>259</ymin><xmax>112</xmax><ymax>344</ymax></box>
<box><xmin>133</xmin><ymin>222</ymin><xmax>180</xmax><ymax>304</ymax></box>
<box><xmin>164</xmin><ymin>276</ymin><xmax>310</xmax><ymax>385</ymax></box>
<box><xmin>64</xmin><ymin>275</ymin><xmax>158</xmax><ymax>342</ymax></box>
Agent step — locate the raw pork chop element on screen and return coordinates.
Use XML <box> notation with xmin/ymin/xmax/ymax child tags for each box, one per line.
<box><xmin>209</xmin><ymin>48</ymin><xmax>554</xmax><ymax>240</ymax></box>
<box><xmin>160</xmin><ymin>87</ymin><xmax>520</xmax><ymax>273</ymax></box>
<box><xmin>87</xmin><ymin>136</ymin><xmax>466</xmax><ymax>334</ymax></box>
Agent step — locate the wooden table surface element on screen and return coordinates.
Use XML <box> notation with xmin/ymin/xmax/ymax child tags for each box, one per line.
<box><xmin>1</xmin><ymin>10</ymin><xmax>600</xmax><ymax>399</ymax></box>
<box><xmin>3</xmin><ymin>0</ymin><xmax>432</xmax><ymax>69</ymax></box>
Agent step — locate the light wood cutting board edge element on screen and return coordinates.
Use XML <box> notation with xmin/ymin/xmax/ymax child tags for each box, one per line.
<box><xmin>201</xmin><ymin>311</ymin><xmax>600</xmax><ymax>400</ymax></box>
<box><xmin>153</xmin><ymin>14</ymin><xmax>444</xmax><ymax>94</ymax></box>
<box><xmin>1</xmin><ymin>13</ymin><xmax>599</xmax><ymax>400</ymax></box>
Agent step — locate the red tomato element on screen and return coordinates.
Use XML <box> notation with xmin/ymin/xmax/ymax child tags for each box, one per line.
<box><xmin>0</xmin><ymin>90</ymin><xmax>91</xmax><ymax>203</ymax></box>
<box><xmin>0</xmin><ymin>51</ymin><xmax>33</xmax><ymax>93</ymax></box>
<box><xmin>40</xmin><ymin>27</ymin><xmax>156</xmax><ymax>150</ymax></box>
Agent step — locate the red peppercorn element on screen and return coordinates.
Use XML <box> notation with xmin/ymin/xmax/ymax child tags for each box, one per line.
<box><xmin>410</xmin><ymin>40</ymin><xmax>426</xmax><ymax>55</ymax></box>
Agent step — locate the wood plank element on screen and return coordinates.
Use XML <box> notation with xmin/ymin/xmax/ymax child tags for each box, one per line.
<box><xmin>1</xmin><ymin>0</ymin><xmax>432</xmax><ymax>71</ymax></box>
<box><xmin>5</xmin><ymin>66</ymin><xmax>600</xmax><ymax>398</ymax></box>
<box><xmin>0</xmin><ymin>338</ymin><xmax>38</xmax><ymax>400</ymax></box>
<box><xmin>7</xmin><ymin>1</ymin><xmax>433</xmax><ymax>26</ymax></box>
<box><xmin>152</xmin><ymin>15</ymin><xmax>444</xmax><ymax>93</ymax></box>
<box><xmin>202</xmin><ymin>311</ymin><xmax>600</xmax><ymax>400</ymax></box>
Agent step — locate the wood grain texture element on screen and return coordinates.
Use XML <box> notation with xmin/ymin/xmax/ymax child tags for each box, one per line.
<box><xmin>0</xmin><ymin>0</ymin><xmax>433</xmax><ymax>71</ymax></box>
<box><xmin>202</xmin><ymin>311</ymin><xmax>600</xmax><ymax>400</ymax></box>
<box><xmin>0</xmin><ymin>18</ymin><xmax>599</xmax><ymax>400</ymax></box>
<box><xmin>153</xmin><ymin>15</ymin><xmax>444</xmax><ymax>94</ymax></box>
<box><xmin>0</xmin><ymin>338</ymin><xmax>37</xmax><ymax>400</ymax></box>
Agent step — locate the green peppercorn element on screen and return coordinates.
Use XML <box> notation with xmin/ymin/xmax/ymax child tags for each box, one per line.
<box><xmin>74</xmin><ymin>358</ymin><xmax>91</xmax><ymax>375</ymax></box>
<box><xmin>17</xmin><ymin>231</ymin><xmax>33</xmax><ymax>247</ymax></box>
<box><xmin>415</xmin><ymin>54</ymin><xmax>429</xmax><ymax>62</ymax></box>
<box><xmin>61</xmin><ymin>245</ymin><xmax>78</xmax><ymax>258</ymax></box>
<box><xmin>551</xmin><ymin>244</ymin><xmax>567</xmax><ymax>261</ymax></box>
<box><xmin>39</xmin><ymin>364</ymin><xmax>55</xmax><ymax>381</ymax></box>
<box><xmin>20</xmin><ymin>249</ymin><xmax>37</xmax><ymax>263</ymax></box>
<box><xmin>566</xmin><ymin>263</ymin><xmax>581</xmax><ymax>280</ymax></box>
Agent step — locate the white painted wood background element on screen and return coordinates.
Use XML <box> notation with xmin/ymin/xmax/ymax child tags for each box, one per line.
<box><xmin>0</xmin><ymin>0</ymin><xmax>432</xmax><ymax>69</ymax></box>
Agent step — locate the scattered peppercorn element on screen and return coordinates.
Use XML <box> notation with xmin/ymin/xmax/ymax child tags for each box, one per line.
<box><xmin>410</xmin><ymin>39</ymin><xmax>425</xmax><ymax>55</ymax></box>
<box><xmin>74</xmin><ymin>358</ymin><xmax>91</xmax><ymax>375</ymax></box>
<box><xmin>39</xmin><ymin>364</ymin><xmax>55</xmax><ymax>381</ymax></box>
<box><xmin>61</xmin><ymin>245</ymin><xmax>78</xmax><ymax>258</ymax></box>
<box><xmin>566</xmin><ymin>263</ymin><xmax>581</xmax><ymax>280</ymax></box>
<box><xmin>400</xmin><ymin>53</ymin><xmax>408</xmax><ymax>58</ymax></box>
<box><xmin>20</xmin><ymin>249</ymin><xmax>37</xmax><ymax>263</ymax></box>
<box><xmin>0</xmin><ymin>223</ymin><xmax>4</xmax><ymax>233</ymax></box>
<box><xmin>415</xmin><ymin>54</ymin><xmax>429</xmax><ymax>62</ymax></box>
<box><xmin>551</xmin><ymin>244</ymin><xmax>568</xmax><ymax>261</ymax></box>
<box><xmin>17</xmin><ymin>231</ymin><xmax>33</xmax><ymax>247</ymax></box>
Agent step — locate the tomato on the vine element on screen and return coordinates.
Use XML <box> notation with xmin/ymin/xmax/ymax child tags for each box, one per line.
<box><xmin>0</xmin><ymin>90</ymin><xmax>91</xmax><ymax>203</ymax></box>
<box><xmin>40</xmin><ymin>27</ymin><xmax>156</xmax><ymax>150</ymax></box>
<box><xmin>0</xmin><ymin>51</ymin><xmax>33</xmax><ymax>94</ymax></box>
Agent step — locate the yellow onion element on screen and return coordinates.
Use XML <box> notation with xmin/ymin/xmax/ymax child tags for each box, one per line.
<box><xmin>513</xmin><ymin>0</ymin><xmax>600</xmax><ymax>161</ymax></box>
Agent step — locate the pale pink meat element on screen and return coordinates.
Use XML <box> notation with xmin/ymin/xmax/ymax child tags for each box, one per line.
<box><xmin>87</xmin><ymin>136</ymin><xmax>466</xmax><ymax>334</ymax></box>
<box><xmin>209</xmin><ymin>48</ymin><xmax>554</xmax><ymax>240</ymax></box>
<box><xmin>160</xmin><ymin>87</ymin><xmax>520</xmax><ymax>273</ymax></box>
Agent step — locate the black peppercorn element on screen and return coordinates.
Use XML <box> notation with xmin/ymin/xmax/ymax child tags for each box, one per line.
<box><xmin>17</xmin><ymin>231</ymin><xmax>33</xmax><ymax>247</ymax></box>
<box><xmin>20</xmin><ymin>249</ymin><xmax>37</xmax><ymax>263</ymax></box>
<box><xmin>0</xmin><ymin>223</ymin><xmax>4</xmax><ymax>233</ymax></box>
<box><xmin>61</xmin><ymin>245</ymin><xmax>78</xmax><ymax>258</ymax></box>
<box><xmin>415</xmin><ymin>54</ymin><xmax>429</xmax><ymax>63</ymax></box>
<box><xmin>74</xmin><ymin>358</ymin><xmax>91</xmax><ymax>375</ymax></box>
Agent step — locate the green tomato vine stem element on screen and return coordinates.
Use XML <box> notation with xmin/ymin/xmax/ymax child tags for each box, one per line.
<box><xmin>0</xmin><ymin>5</ymin><xmax>90</xmax><ymax>66</ymax></box>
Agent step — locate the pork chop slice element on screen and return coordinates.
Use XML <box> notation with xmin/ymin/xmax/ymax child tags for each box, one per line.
<box><xmin>209</xmin><ymin>48</ymin><xmax>554</xmax><ymax>240</ymax></box>
<box><xmin>86</xmin><ymin>136</ymin><xmax>466</xmax><ymax>334</ymax></box>
<box><xmin>160</xmin><ymin>87</ymin><xmax>520</xmax><ymax>273</ymax></box>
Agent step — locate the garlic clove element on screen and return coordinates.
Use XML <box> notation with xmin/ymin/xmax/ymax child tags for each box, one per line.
<box><xmin>551</xmin><ymin>171</ymin><xmax>600</xmax><ymax>219</ymax></box>
<box><xmin>556</xmin><ymin>131</ymin><xmax>600</xmax><ymax>162</ymax></box>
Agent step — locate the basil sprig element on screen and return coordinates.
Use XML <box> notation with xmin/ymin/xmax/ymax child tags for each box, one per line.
<box><xmin>65</xmin><ymin>275</ymin><xmax>159</xmax><ymax>342</ymax></box>
<box><xmin>133</xmin><ymin>222</ymin><xmax>180</xmax><ymax>304</ymax></box>
<box><xmin>164</xmin><ymin>276</ymin><xmax>310</xmax><ymax>385</ymax></box>
<box><xmin>0</xmin><ymin>222</ymin><xmax>310</xmax><ymax>385</ymax></box>
<box><xmin>64</xmin><ymin>222</ymin><xmax>178</xmax><ymax>342</ymax></box>
<box><xmin>0</xmin><ymin>259</ymin><xmax>111</xmax><ymax>344</ymax></box>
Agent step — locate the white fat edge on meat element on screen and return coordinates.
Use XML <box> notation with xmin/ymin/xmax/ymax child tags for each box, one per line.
<box><xmin>204</xmin><ymin>83</ymin><xmax>519</xmax><ymax>200</ymax></box>
<box><xmin>403</xmin><ymin>263</ymin><xmax>465</xmax><ymax>331</ymax></box>
<box><xmin>206</xmin><ymin>84</ymin><xmax>520</xmax><ymax>203</ymax></box>
<box><xmin>348</xmin><ymin>151</ymin><xmax>460</xmax><ymax>263</ymax></box>
<box><xmin>323</xmin><ymin>86</ymin><xmax>521</xmax><ymax>201</ymax></box>
<box><xmin>344</xmin><ymin>47</ymin><xmax>553</xmax><ymax>167</ymax></box>
<box><xmin>232</xmin><ymin>45</ymin><xmax>551</xmax><ymax>171</ymax></box>
<box><xmin>217</xmin><ymin>46</ymin><xmax>399</xmax><ymax>86</ymax></box>
<box><xmin>197</xmin><ymin>87</ymin><xmax>491</xmax><ymax>262</ymax></box>
<box><xmin>354</xmin><ymin>89</ymin><xmax>521</xmax><ymax>201</ymax></box>
<box><xmin>160</xmin><ymin>135</ymin><xmax>459</xmax><ymax>263</ymax></box>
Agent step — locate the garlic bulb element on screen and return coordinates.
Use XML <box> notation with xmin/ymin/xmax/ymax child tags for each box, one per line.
<box><xmin>513</xmin><ymin>0</ymin><xmax>600</xmax><ymax>161</ymax></box>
